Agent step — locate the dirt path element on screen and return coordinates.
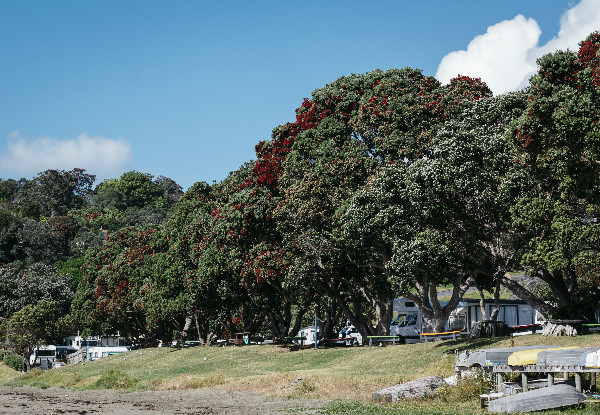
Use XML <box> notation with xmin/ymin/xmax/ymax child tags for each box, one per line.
<box><xmin>0</xmin><ymin>386</ymin><xmax>329</xmax><ymax>415</ymax></box>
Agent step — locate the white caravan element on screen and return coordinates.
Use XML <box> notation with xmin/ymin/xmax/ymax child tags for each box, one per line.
<box><xmin>295</xmin><ymin>327</ymin><xmax>319</xmax><ymax>346</ymax></box>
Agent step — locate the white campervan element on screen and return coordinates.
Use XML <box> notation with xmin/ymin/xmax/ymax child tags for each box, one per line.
<box><xmin>390</xmin><ymin>298</ymin><xmax>423</xmax><ymax>343</ymax></box>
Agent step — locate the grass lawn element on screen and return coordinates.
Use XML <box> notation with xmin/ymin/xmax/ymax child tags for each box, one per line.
<box><xmin>3</xmin><ymin>333</ymin><xmax>600</xmax><ymax>414</ymax></box>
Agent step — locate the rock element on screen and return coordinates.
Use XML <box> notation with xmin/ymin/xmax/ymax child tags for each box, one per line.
<box><xmin>444</xmin><ymin>374</ymin><xmax>459</xmax><ymax>386</ymax></box>
<box><xmin>372</xmin><ymin>376</ymin><xmax>446</xmax><ymax>402</ymax></box>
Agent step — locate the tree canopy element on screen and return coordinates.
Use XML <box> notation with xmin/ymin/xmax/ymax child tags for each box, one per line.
<box><xmin>1</xmin><ymin>32</ymin><xmax>599</xmax><ymax>346</ymax></box>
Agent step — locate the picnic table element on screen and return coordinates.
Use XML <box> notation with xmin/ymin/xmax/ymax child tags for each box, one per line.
<box><xmin>283</xmin><ymin>336</ymin><xmax>307</xmax><ymax>346</ymax></box>
<box><xmin>327</xmin><ymin>337</ymin><xmax>359</xmax><ymax>347</ymax></box>
<box><xmin>367</xmin><ymin>335</ymin><xmax>400</xmax><ymax>347</ymax></box>
<box><xmin>419</xmin><ymin>330</ymin><xmax>461</xmax><ymax>342</ymax></box>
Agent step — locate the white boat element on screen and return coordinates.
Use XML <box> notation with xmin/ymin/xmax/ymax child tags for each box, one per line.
<box><xmin>582</xmin><ymin>349</ymin><xmax>600</xmax><ymax>368</ymax></box>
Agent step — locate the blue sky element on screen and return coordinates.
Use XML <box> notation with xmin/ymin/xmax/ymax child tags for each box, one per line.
<box><xmin>1</xmin><ymin>0</ymin><xmax>599</xmax><ymax>191</ymax></box>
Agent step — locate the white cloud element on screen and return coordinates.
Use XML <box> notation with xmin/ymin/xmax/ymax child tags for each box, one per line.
<box><xmin>537</xmin><ymin>0</ymin><xmax>600</xmax><ymax>56</ymax></box>
<box><xmin>0</xmin><ymin>132</ymin><xmax>133</xmax><ymax>179</ymax></box>
<box><xmin>436</xmin><ymin>0</ymin><xmax>600</xmax><ymax>94</ymax></box>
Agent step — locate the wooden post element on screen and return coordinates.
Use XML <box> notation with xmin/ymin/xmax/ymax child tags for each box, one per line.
<box><xmin>522</xmin><ymin>373</ymin><xmax>528</xmax><ymax>392</ymax></box>
<box><xmin>575</xmin><ymin>373</ymin><xmax>582</xmax><ymax>392</ymax></box>
<box><xmin>547</xmin><ymin>373</ymin><xmax>554</xmax><ymax>387</ymax></box>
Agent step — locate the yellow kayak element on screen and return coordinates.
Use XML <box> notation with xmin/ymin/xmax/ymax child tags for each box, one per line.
<box><xmin>507</xmin><ymin>346</ymin><xmax>577</xmax><ymax>366</ymax></box>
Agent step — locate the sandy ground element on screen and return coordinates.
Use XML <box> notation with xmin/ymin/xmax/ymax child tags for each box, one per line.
<box><xmin>0</xmin><ymin>386</ymin><xmax>329</xmax><ymax>415</ymax></box>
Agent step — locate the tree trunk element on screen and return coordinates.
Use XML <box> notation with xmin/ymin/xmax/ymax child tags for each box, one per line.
<box><xmin>319</xmin><ymin>298</ymin><xmax>340</xmax><ymax>339</ymax></box>
<box><xmin>289</xmin><ymin>306</ymin><xmax>308</xmax><ymax>338</ymax></box>
<box><xmin>478</xmin><ymin>287</ymin><xmax>489</xmax><ymax>321</ymax></box>
<box><xmin>500</xmin><ymin>275</ymin><xmax>552</xmax><ymax>318</ymax></box>
<box><xmin>374</xmin><ymin>297</ymin><xmax>393</xmax><ymax>335</ymax></box>
<box><xmin>24</xmin><ymin>351</ymin><xmax>31</xmax><ymax>372</ymax></box>
<box><xmin>194</xmin><ymin>315</ymin><xmax>202</xmax><ymax>343</ymax></box>
<box><xmin>406</xmin><ymin>274</ymin><xmax>473</xmax><ymax>333</ymax></box>
<box><xmin>178</xmin><ymin>315</ymin><xmax>193</xmax><ymax>344</ymax></box>
<box><xmin>489</xmin><ymin>281</ymin><xmax>501</xmax><ymax>320</ymax></box>
<box><xmin>268</xmin><ymin>311</ymin><xmax>284</xmax><ymax>341</ymax></box>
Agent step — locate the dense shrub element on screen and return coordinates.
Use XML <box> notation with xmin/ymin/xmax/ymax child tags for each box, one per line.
<box><xmin>2</xmin><ymin>351</ymin><xmax>24</xmax><ymax>371</ymax></box>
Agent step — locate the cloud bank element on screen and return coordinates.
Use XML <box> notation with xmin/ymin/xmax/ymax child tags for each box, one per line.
<box><xmin>436</xmin><ymin>0</ymin><xmax>600</xmax><ymax>94</ymax></box>
<box><xmin>0</xmin><ymin>132</ymin><xmax>133</xmax><ymax>179</ymax></box>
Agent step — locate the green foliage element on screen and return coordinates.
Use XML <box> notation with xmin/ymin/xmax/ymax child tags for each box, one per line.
<box><xmin>92</xmin><ymin>184</ymin><xmax>127</xmax><ymax>210</ymax></box>
<box><xmin>505</xmin><ymin>32</ymin><xmax>600</xmax><ymax>319</ymax></box>
<box><xmin>25</xmin><ymin>169</ymin><xmax>96</xmax><ymax>217</ymax></box>
<box><xmin>270</xmin><ymin>68</ymin><xmax>493</xmax><ymax>335</ymax></box>
<box><xmin>338</xmin><ymin>92</ymin><xmax>527</xmax><ymax>331</ymax></box>
<box><xmin>2</xmin><ymin>351</ymin><xmax>24</xmax><ymax>372</ymax></box>
<box><xmin>5</xmin><ymin>300</ymin><xmax>71</xmax><ymax>370</ymax></box>
<box><xmin>9</xmin><ymin>218</ymin><xmax>66</xmax><ymax>266</ymax></box>
<box><xmin>70</xmin><ymin>206</ymin><xmax>126</xmax><ymax>233</ymax></box>
<box><xmin>53</xmin><ymin>258</ymin><xmax>85</xmax><ymax>290</ymax></box>
<box><xmin>73</xmin><ymin>226</ymin><xmax>166</xmax><ymax>340</ymax></box>
<box><xmin>0</xmin><ymin>263</ymin><xmax>73</xmax><ymax>318</ymax></box>
<box><xmin>105</xmin><ymin>171</ymin><xmax>165</xmax><ymax>209</ymax></box>
<box><xmin>0</xmin><ymin>208</ymin><xmax>21</xmax><ymax>264</ymax></box>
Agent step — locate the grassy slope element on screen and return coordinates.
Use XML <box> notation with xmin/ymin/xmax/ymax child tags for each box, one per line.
<box><xmin>4</xmin><ymin>334</ymin><xmax>600</xmax><ymax>413</ymax></box>
<box><xmin>0</xmin><ymin>363</ymin><xmax>19</xmax><ymax>382</ymax></box>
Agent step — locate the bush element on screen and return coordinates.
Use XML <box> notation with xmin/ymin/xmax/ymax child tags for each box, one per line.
<box><xmin>435</xmin><ymin>370</ymin><xmax>493</xmax><ymax>403</ymax></box>
<box><xmin>3</xmin><ymin>351</ymin><xmax>24</xmax><ymax>371</ymax></box>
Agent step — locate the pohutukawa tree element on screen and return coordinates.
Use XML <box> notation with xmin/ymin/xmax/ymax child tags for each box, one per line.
<box><xmin>66</xmin><ymin>33</ymin><xmax>600</xmax><ymax>342</ymax></box>
<box><xmin>73</xmin><ymin>226</ymin><xmax>165</xmax><ymax>342</ymax></box>
<box><xmin>339</xmin><ymin>92</ymin><xmax>529</xmax><ymax>331</ymax></box>
<box><xmin>272</xmin><ymin>68</ymin><xmax>492</xmax><ymax>335</ymax></box>
<box><xmin>505</xmin><ymin>32</ymin><xmax>600</xmax><ymax>320</ymax></box>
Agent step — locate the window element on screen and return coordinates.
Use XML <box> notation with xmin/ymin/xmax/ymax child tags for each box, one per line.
<box><xmin>448</xmin><ymin>314</ymin><xmax>466</xmax><ymax>331</ymax></box>
<box><xmin>392</xmin><ymin>313</ymin><xmax>418</xmax><ymax>327</ymax></box>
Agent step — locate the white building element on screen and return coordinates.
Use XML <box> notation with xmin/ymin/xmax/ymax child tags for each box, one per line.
<box><xmin>30</xmin><ymin>334</ymin><xmax>130</xmax><ymax>368</ymax></box>
<box><xmin>64</xmin><ymin>334</ymin><xmax>129</xmax><ymax>362</ymax></box>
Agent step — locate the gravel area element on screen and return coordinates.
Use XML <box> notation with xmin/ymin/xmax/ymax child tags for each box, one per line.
<box><xmin>0</xmin><ymin>386</ymin><xmax>328</xmax><ymax>415</ymax></box>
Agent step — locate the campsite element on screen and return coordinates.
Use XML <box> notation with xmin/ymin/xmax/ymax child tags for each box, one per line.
<box><xmin>0</xmin><ymin>333</ymin><xmax>598</xmax><ymax>414</ymax></box>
